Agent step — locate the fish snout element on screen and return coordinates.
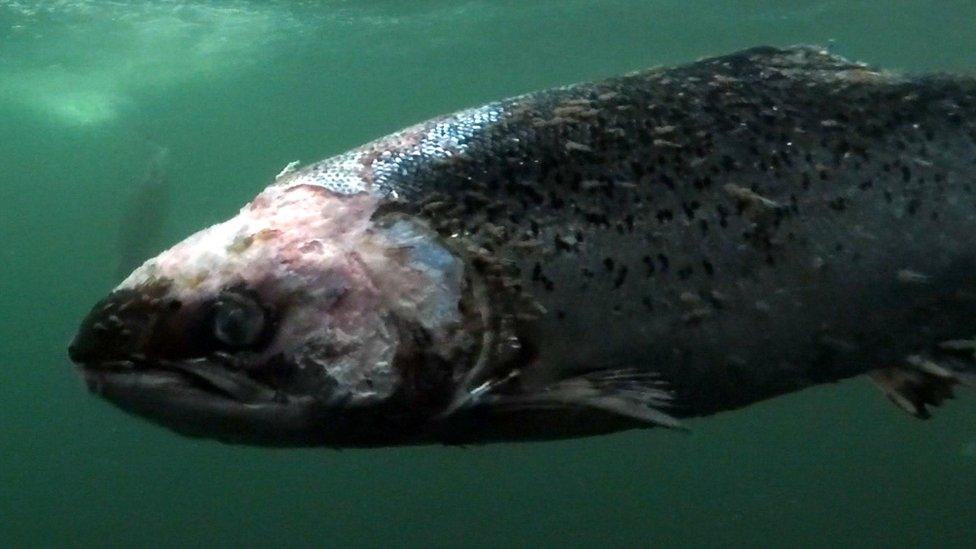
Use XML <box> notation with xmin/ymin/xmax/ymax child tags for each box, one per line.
<box><xmin>68</xmin><ymin>289</ymin><xmax>171</xmax><ymax>366</ymax></box>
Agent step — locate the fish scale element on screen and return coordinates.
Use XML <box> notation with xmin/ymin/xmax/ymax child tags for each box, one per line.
<box><xmin>290</xmin><ymin>45</ymin><xmax>976</xmax><ymax>423</ymax></box>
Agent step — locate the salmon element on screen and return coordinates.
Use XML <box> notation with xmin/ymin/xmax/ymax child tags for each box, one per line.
<box><xmin>69</xmin><ymin>46</ymin><xmax>976</xmax><ymax>446</ymax></box>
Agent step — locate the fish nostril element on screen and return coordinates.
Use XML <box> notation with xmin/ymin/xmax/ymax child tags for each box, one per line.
<box><xmin>69</xmin><ymin>317</ymin><xmax>122</xmax><ymax>364</ymax></box>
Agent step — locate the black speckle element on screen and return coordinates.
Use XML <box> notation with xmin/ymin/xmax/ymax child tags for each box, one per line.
<box><xmin>554</xmin><ymin>234</ymin><xmax>576</xmax><ymax>252</ymax></box>
<box><xmin>907</xmin><ymin>198</ymin><xmax>921</xmax><ymax>216</ymax></box>
<box><xmin>603</xmin><ymin>257</ymin><xmax>615</xmax><ymax>271</ymax></box>
<box><xmin>702</xmin><ymin>260</ymin><xmax>715</xmax><ymax>276</ymax></box>
<box><xmin>613</xmin><ymin>266</ymin><xmax>629</xmax><ymax>289</ymax></box>
<box><xmin>721</xmin><ymin>154</ymin><xmax>736</xmax><ymax>171</ymax></box>
<box><xmin>642</xmin><ymin>255</ymin><xmax>656</xmax><ymax>276</ymax></box>
<box><xmin>549</xmin><ymin>193</ymin><xmax>565</xmax><ymax>209</ymax></box>
<box><xmin>543</xmin><ymin>278</ymin><xmax>554</xmax><ymax>292</ymax></box>
<box><xmin>716</xmin><ymin>204</ymin><xmax>730</xmax><ymax>228</ymax></box>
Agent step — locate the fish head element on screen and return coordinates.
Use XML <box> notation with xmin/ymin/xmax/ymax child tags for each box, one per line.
<box><xmin>69</xmin><ymin>181</ymin><xmax>474</xmax><ymax>445</ymax></box>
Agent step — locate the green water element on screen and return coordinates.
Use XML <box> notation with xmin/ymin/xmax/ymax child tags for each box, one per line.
<box><xmin>2</xmin><ymin>1</ymin><xmax>975</xmax><ymax>546</ymax></box>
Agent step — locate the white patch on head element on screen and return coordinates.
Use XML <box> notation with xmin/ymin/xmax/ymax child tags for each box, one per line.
<box><xmin>119</xmin><ymin>178</ymin><xmax>466</xmax><ymax>404</ymax></box>
<box><xmin>364</xmin><ymin>218</ymin><xmax>464</xmax><ymax>334</ymax></box>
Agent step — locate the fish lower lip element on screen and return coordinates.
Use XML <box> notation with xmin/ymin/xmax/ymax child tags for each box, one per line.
<box><xmin>79</xmin><ymin>359</ymin><xmax>138</xmax><ymax>371</ymax></box>
<box><xmin>78</xmin><ymin>366</ymin><xmax>324</xmax><ymax>446</ymax></box>
<box><xmin>166</xmin><ymin>359</ymin><xmax>280</xmax><ymax>403</ymax></box>
<box><xmin>78</xmin><ymin>359</ymin><xmax>277</xmax><ymax>403</ymax></box>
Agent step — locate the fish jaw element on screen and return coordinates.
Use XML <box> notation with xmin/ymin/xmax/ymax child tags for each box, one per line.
<box><xmin>69</xmin><ymin>180</ymin><xmax>477</xmax><ymax>445</ymax></box>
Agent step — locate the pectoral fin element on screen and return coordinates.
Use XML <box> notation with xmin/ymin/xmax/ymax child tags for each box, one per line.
<box><xmin>489</xmin><ymin>369</ymin><xmax>684</xmax><ymax>430</ymax></box>
<box><xmin>870</xmin><ymin>355</ymin><xmax>975</xmax><ymax>419</ymax></box>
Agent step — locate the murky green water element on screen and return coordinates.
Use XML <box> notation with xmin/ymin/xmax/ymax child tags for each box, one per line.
<box><xmin>2</xmin><ymin>1</ymin><xmax>975</xmax><ymax>546</ymax></box>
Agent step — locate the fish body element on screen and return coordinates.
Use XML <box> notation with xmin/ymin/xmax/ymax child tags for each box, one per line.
<box><xmin>69</xmin><ymin>46</ymin><xmax>976</xmax><ymax>446</ymax></box>
<box><xmin>116</xmin><ymin>142</ymin><xmax>171</xmax><ymax>279</ymax></box>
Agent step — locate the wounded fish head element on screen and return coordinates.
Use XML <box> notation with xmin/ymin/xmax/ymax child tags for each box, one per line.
<box><xmin>69</xmin><ymin>180</ymin><xmax>475</xmax><ymax>445</ymax></box>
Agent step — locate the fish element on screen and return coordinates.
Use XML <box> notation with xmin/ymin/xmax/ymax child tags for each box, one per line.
<box><xmin>116</xmin><ymin>142</ymin><xmax>171</xmax><ymax>279</ymax></box>
<box><xmin>68</xmin><ymin>46</ymin><xmax>976</xmax><ymax>447</ymax></box>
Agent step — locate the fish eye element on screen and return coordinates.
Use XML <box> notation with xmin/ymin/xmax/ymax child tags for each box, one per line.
<box><xmin>212</xmin><ymin>291</ymin><xmax>266</xmax><ymax>348</ymax></box>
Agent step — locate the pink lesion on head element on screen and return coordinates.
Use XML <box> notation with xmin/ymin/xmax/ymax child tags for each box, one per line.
<box><xmin>122</xmin><ymin>181</ymin><xmax>382</xmax><ymax>298</ymax></box>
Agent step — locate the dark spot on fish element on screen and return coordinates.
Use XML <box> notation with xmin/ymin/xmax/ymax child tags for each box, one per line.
<box><xmin>542</xmin><ymin>276</ymin><xmax>554</xmax><ymax>292</ymax></box>
<box><xmin>642</xmin><ymin>255</ymin><xmax>656</xmax><ymax>276</ymax></box>
<box><xmin>907</xmin><ymin>198</ymin><xmax>921</xmax><ymax>216</ymax></box>
<box><xmin>699</xmin><ymin>219</ymin><xmax>710</xmax><ymax>235</ymax></box>
<box><xmin>613</xmin><ymin>266</ymin><xmax>628</xmax><ymax>289</ymax></box>
<box><xmin>554</xmin><ymin>234</ymin><xmax>577</xmax><ymax>252</ymax></box>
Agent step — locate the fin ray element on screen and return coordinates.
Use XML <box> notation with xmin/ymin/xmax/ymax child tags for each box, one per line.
<box><xmin>870</xmin><ymin>354</ymin><xmax>974</xmax><ymax>419</ymax></box>
<box><xmin>490</xmin><ymin>368</ymin><xmax>684</xmax><ymax>430</ymax></box>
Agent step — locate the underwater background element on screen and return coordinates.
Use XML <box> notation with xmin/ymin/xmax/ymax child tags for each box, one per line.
<box><xmin>1</xmin><ymin>1</ymin><xmax>975</xmax><ymax>546</ymax></box>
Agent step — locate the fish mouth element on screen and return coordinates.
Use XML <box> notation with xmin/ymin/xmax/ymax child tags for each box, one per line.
<box><xmin>74</xmin><ymin>359</ymin><xmax>325</xmax><ymax>446</ymax></box>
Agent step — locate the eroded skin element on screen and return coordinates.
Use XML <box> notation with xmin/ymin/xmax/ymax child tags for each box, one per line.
<box><xmin>70</xmin><ymin>46</ymin><xmax>976</xmax><ymax>446</ymax></box>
